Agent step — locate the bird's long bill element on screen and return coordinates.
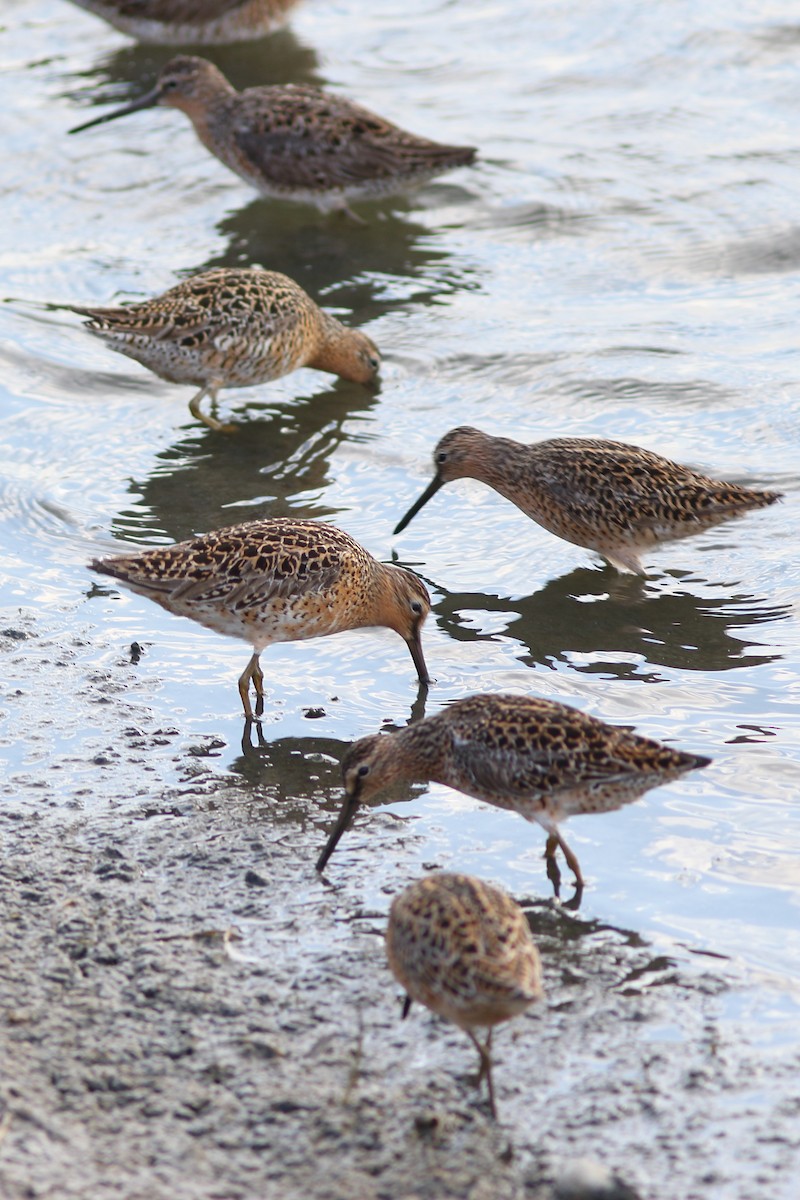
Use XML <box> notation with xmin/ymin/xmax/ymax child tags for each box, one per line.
<box><xmin>316</xmin><ymin>791</ymin><xmax>360</xmax><ymax>873</ymax></box>
<box><xmin>393</xmin><ymin>474</ymin><xmax>443</xmax><ymax>535</ymax></box>
<box><xmin>69</xmin><ymin>85</ymin><xmax>162</xmax><ymax>134</ymax></box>
<box><xmin>407</xmin><ymin>629</ymin><xmax>430</xmax><ymax>686</ymax></box>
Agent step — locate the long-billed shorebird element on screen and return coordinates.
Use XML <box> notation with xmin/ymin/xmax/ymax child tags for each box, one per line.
<box><xmin>91</xmin><ymin>517</ymin><xmax>430</xmax><ymax>719</ymax></box>
<box><xmin>386</xmin><ymin>873</ymin><xmax>543</xmax><ymax>1118</ymax></box>
<box><xmin>70</xmin><ymin>267</ymin><xmax>379</xmax><ymax>431</ymax></box>
<box><xmin>70</xmin><ymin>56</ymin><xmax>477</xmax><ymax>218</ymax></box>
<box><xmin>66</xmin><ymin>0</ymin><xmax>300</xmax><ymax>43</ymax></box>
<box><xmin>393</xmin><ymin>427</ymin><xmax>782</xmax><ymax>575</ymax></box>
<box><xmin>316</xmin><ymin>693</ymin><xmax>710</xmax><ymax>891</ymax></box>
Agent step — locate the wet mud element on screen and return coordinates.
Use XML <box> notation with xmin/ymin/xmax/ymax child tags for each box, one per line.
<box><xmin>1</xmin><ymin>613</ymin><xmax>798</xmax><ymax>1200</ymax></box>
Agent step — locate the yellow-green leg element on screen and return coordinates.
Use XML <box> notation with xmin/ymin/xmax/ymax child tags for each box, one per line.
<box><xmin>338</xmin><ymin>201</ymin><xmax>368</xmax><ymax>225</ymax></box>
<box><xmin>545</xmin><ymin>831</ymin><xmax>585</xmax><ymax>891</ymax></box>
<box><xmin>189</xmin><ymin>383</ymin><xmax>237</xmax><ymax>433</ymax></box>
<box><xmin>467</xmin><ymin>1029</ymin><xmax>496</xmax><ymax>1119</ymax></box>
<box><xmin>238</xmin><ymin>652</ymin><xmax>264</xmax><ymax>720</ymax></box>
<box><xmin>252</xmin><ymin>656</ymin><xmax>265</xmax><ymax>718</ymax></box>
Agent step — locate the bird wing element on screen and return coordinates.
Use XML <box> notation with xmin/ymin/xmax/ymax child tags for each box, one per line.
<box><xmin>449</xmin><ymin>721</ymin><xmax>644</xmax><ymax>804</ymax></box>
<box><xmin>71</xmin><ymin>300</ymin><xmax>213</xmax><ymax>344</ymax></box>
<box><xmin>532</xmin><ymin>441</ymin><xmax>666</xmax><ymax>530</ymax></box>
<box><xmin>113</xmin><ymin>0</ymin><xmax>249</xmax><ymax>19</ymax></box>
<box><xmin>73</xmin><ymin>294</ymin><xmax>298</xmax><ymax>357</ymax></box>
<box><xmin>232</xmin><ymin>87</ymin><xmax>457</xmax><ymax>191</ymax></box>
<box><xmin>93</xmin><ymin>528</ymin><xmax>348</xmax><ymax>611</ymax></box>
<box><xmin>536</xmin><ymin>439</ymin><xmax>766</xmax><ymax>532</ymax></box>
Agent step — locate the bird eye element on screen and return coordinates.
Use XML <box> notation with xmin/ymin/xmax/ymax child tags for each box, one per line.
<box><xmin>410</xmin><ymin>600</ymin><xmax>423</xmax><ymax>615</ymax></box>
<box><xmin>436</xmin><ymin>451</ymin><xmax>447</xmax><ymax>464</ymax></box>
<box><xmin>358</xmin><ymin>764</ymin><xmax>370</xmax><ymax>778</ymax></box>
<box><xmin>163</xmin><ymin>79</ymin><xmax>178</xmax><ymax>91</ymax></box>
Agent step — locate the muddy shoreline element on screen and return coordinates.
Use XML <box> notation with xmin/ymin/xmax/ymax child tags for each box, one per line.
<box><xmin>1</xmin><ymin>613</ymin><xmax>798</xmax><ymax>1200</ymax></box>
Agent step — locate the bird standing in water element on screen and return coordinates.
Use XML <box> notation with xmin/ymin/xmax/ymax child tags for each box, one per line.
<box><xmin>65</xmin><ymin>0</ymin><xmax>300</xmax><ymax>44</ymax></box>
<box><xmin>70</xmin><ymin>56</ymin><xmax>477</xmax><ymax>219</ymax></box>
<box><xmin>393</xmin><ymin>426</ymin><xmax>782</xmax><ymax>574</ymax></box>
<box><xmin>70</xmin><ymin>267</ymin><xmax>379</xmax><ymax>431</ymax></box>
<box><xmin>316</xmin><ymin>693</ymin><xmax>710</xmax><ymax>893</ymax></box>
<box><xmin>91</xmin><ymin>517</ymin><xmax>430</xmax><ymax>719</ymax></box>
<box><xmin>386</xmin><ymin>872</ymin><xmax>543</xmax><ymax>1118</ymax></box>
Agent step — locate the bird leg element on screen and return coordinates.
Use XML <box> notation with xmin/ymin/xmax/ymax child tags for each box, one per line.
<box><xmin>251</xmin><ymin>656</ymin><xmax>265</xmax><ymax>718</ymax></box>
<box><xmin>545</xmin><ymin>831</ymin><xmax>584</xmax><ymax>891</ymax></box>
<box><xmin>603</xmin><ymin>549</ymin><xmax>645</xmax><ymax>576</ymax></box>
<box><xmin>188</xmin><ymin>383</ymin><xmax>237</xmax><ymax>433</ymax></box>
<box><xmin>336</xmin><ymin>202</ymin><xmax>368</xmax><ymax>226</ymax></box>
<box><xmin>237</xmin><ymin>652</ymin><xmax>264</xmax><ymax>720</ymax></box>
<box><xmin>467</xmin><ymin>1029</ymin><xmax>496</xmax><ymax>1119</ymax></box>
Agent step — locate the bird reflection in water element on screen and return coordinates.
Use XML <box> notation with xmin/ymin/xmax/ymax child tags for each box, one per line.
<box><xmin>65</xmin><ymin>0</ymin><xmax>302</xmax><ymax>46</ymax></box>
<box><xmin>435</xmin><ymin>566</ymin><xmax>789</xmax><ymax>681</ymax></box>
<box><xmin>66</xmin><ymin>25</ymin><xmax>324</xmax><ymax>108</ymax></box>
<box><xmin>113</xmin><ymin>377</ymin><xmax>383</xmax><ymax>547</ymax></box>
<box><xmin>206</xmin><ymin>197</ymin><xmax>468</xmax><ymax>321</ymax></box>
<box><xmin>232</xmin><ymin>683</ymin><xmax>430</xmax><ymax>830</ymax></box>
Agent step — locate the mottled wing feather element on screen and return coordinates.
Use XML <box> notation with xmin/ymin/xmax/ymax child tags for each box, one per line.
<box><xmin>73</xmin><ymin>301</ymin><xmax>212</xmax><ymax>343</ymax></box>
<box><xmin>114</xmin><ymin>0</ymin><xmax>250</xmax><ymax>19</ymax></box>
<box><xmin>233</xmin><ymin>118</ymin><xmax>375</xmax><ymax>192</ymax></box>
<box><xmin>449</xmin><ymin>731</ymin><xmax>624</xmax><ymax>800</ymax></box>
<box><xmin>444</xmin><ymin>698</ymin><xmax>678</xmax><ymax>802</ymax></box>
<box><xmin>538</xmin><ymin>440</ymin><xmax>774</xmax><ymax>532</ymax></box>
<box><xmin>93</xmin><ymin>520</ymin><xmax>356</xmax><ymax>608</ymax></box>
<box><xmin>391</xmin><ymin>882</ymin><xmax>538</xmax><ymax>1010</ymax></box>
<box><xmin>466</xmin><ymin>956</ymin><xmax>535</xmax><ymax>1007</ymax></box>
<box><xmin>233</xmin><ymin>87</ymin><xmax>470</xmax><ymax>190</ymax></box>
<box><xmin>75</xmin><ymin>284</ymin><xmax>299</xmax><ymax>353</ymax></box>
<box><xmin>398</xmin><ymin>921</ymin><xmax>489</xmax><ymax>1010</ymax></box>
<box><xmin>468</xmin><ymin>913</ymin><xmax>539</xmax><ymax>1005</ymax></box>
<box><xmin>99</xmin><ymin>555</ymin><xmax>344</xmax><ymax>608</ymax></box>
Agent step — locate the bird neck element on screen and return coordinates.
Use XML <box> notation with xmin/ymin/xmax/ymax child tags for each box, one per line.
<box><xmin>389</xmin><ymin>719</ymin><xmax>448</xmax><ymax>782</ymax></box>
<box><xmin>464</xmin><ymin>434</ymin><xmax>535</xmax><ymax>505</ymax></box>
<box><xmin>307</xmin><ymin>310</ymin><xmax>355</xmax><ymax>377</ymax></box>
<box><xmin>366</xmin><ymin>563</ymin><xmax>411</xmax><ymax>632</ymax></box>
<box><xmin>168</xmin><ymin>77</ymin><xmax>237</xmax><ymax>148</ymax></box>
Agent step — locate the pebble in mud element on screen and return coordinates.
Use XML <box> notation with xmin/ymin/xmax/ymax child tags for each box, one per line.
<box><xmin>554</xmin><ymin>1160</ymin><xmax>642</xmax><ymax>1200</ymax></box>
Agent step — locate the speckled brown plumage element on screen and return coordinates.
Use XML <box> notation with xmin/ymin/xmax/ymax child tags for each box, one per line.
<box><xmin>71</xmin><ymin>267</ymin><xmax>379</xmax><ymax>431</ymax></box>
<box><xmin>386</xmin><ymin>872</ymin><xmax>543</xmax><ymax>1118</ymax></box>
<box><xmin>393</xmin><ymin>426</ymin><xmax>782</xmax><ymax>574</ymax></box>
<box><xmin>67</xmin><ymin>0</ymin><xmax>299</xmax><ymax>44</ymax></box>
<box><xmin>317</xmin><ymin>693</ymin><xmax>710</xmax><ymax>891</ymax></box>
<box><xmin>91</xmin><ymin>517</ymin><xmax>430</xmax><ymax>718</ymax></box>
<box><xmin>70</xmin><ymin>56</ymin><xmax>477</xmax><ymax>216</ymax></box>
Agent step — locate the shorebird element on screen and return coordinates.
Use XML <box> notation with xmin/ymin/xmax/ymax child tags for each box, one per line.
<box><xmin>91</xmin><ymin>517</ymin><xmax>430</xmax><ymax>719</ymax></box>
<box><xmin>386</xmin><ymin>872</ymin><xmax>543</xmax><ymax>1118</ymax></box>
<box><xmin>69</xmin><ymin>56</ymin><xmax>477</xmax><ymax>218</ymax></box>
<box><xmin>316</xmin><ymin>693</ymin><xmax>710</xmax><ymax>891</ymax></box>
<box><xmin>70</xmin><ymin>267</ymin><xmax>380</xmax><ymax>431</ymax></box>
<box><xmin>65</xmin><ymin>0</ymin><xmax>300</xmax><ymax>43</ymax></box>
<box><xmin>393</xmin><ymin>427</ymin><xmax>782</xmax><ymax>575</ymax></box>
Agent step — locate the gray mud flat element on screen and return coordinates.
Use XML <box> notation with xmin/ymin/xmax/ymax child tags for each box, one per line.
<box><xmin>1</xmin><ymin>616</ymin><xmax>799</xmax><ymax>1200</ymax></box>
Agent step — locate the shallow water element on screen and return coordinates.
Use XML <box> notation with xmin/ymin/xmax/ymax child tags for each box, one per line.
<box><xmin>3</xmin><ymin>0</ymin><xmax>800</xmax><ymax>1141</ymax></box>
